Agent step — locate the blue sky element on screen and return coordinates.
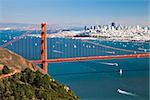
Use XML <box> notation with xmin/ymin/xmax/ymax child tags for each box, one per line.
<box><xmin>0</xmin><ymin>0</ymin><xmax>149</xmax><ymax>26</ymax></box>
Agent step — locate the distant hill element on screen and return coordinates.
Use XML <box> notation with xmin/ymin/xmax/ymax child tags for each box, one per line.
<box><xmin>0</xmin><ymin>23</ymin><xmax>83</xmax><ymax>31</ymax></box>
<box><xmin>0</xmin><ymin>23</ymin><xmax>33</xmax><ymax>27</ymax></box>
<box><xmin>0</xmin><ymin>23</ymin><xmax>38</xmax><ymax>30</ymax></box>
<box><xmin>0</xmin><ymin>48</ymin><xmax>79</xmax><ymax>100</ymax></box>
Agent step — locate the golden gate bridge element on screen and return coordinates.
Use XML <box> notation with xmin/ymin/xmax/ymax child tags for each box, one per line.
<box><xmin>0</xmin><ymin>22</ymin><xmax>150</xmax><ymax>74</ymax></box>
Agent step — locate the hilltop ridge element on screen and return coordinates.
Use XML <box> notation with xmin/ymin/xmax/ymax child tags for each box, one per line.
<box><xmin>0</xmin><ymin>48</ymin><xmax>37</xmax><ymax>72</ymax></box>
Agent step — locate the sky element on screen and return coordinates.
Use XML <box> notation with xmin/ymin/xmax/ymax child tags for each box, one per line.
<box><xmin>0</xmin><ymin>0</ymin><xmax>149</xmax><ymax>26</ymax></box>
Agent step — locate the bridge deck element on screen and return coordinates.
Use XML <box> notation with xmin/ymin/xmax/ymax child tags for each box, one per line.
<box><xmin>30</xmin><ymin>53</ymin><xmax>150</xmax><ymax>64</ymax></box>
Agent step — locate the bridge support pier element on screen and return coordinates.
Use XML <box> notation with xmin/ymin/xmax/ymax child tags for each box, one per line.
<box><xmin>41</xmin><ymin>22</ymin><xmax>48</xmax><ymax>73</ymax></box>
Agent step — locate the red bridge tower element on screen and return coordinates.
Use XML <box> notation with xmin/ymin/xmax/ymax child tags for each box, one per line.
<box><xmin>41</xmin><ymin>22</ymin><xmax>48</xmax><ymax>73</ymax></box>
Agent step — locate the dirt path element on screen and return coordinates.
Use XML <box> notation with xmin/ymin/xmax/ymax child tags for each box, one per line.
<box><xmin>0</xmin><ymin>69</ymin><xmax>21</xmax><ymax>79</ymax></box>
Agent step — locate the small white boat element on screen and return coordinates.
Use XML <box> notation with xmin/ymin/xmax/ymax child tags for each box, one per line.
<box><xmin>35</xmin><ymin>43</ymin><xmax>38</xmax><ymax>46</ymax></box>
<box><xmin>73</xmin><ymin>44</ymin><xmax>77</xmax><ymax>48</ymax></box>
<box><xmin>119</xmin><ymin>69</ymin><xmax>123</xmax><ymax>75</ymax></box>
<box><xmin>65</xmin><ymin>44</ymin><xmax>67</xmax><ymax>47</ymax></box>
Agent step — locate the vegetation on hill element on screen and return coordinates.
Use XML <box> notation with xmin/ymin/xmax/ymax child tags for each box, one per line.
<box><xmin>0</xmin><ymin>65</ymin><xmax>11</xmax><ymax>75</ymax></box>
<box><xmin>0</xmin><ymin>67</ymin><xmax>79</xmax><ymax>100</ymax></box>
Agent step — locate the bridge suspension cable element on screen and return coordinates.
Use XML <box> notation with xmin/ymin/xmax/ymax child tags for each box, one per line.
<box><xmin>81</xmin><ymin>39</ymin><xmax>144</xmax><ymax>54</ymax></box>
<box><xmin>0</xmin><ymin>30</ymin><xmax>34</xmax><ymax>48</ymax></box>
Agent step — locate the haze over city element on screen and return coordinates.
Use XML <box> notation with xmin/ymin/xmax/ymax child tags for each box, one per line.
<box><xmin>0</xmin><ymin>0</ymin><xmax>149</xmax><ymax>26</ymax></box>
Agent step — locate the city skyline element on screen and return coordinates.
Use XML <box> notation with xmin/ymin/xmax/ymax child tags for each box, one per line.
<box><xmin>0</xmin><ymin>0</ymin><xmax>149</xmax><ymax>26</ymax></box>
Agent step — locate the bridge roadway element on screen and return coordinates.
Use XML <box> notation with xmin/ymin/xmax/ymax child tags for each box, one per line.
<box><xmin>30</xmin><ymin>53</ymin><xmax>150</xmax><ymax>64</ymax></box>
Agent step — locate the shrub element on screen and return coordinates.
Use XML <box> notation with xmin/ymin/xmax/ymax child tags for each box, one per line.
<box><xmin>2</xmin><ymin>65</ymin><xmax>10</xmax><ymax>74</ymax></box>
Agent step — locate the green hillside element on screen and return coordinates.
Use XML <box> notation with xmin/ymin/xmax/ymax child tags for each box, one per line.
<box><xmin>0</xmin><ymin>67</ymin><xmax>79</xmax><ymax>100</ymax></box>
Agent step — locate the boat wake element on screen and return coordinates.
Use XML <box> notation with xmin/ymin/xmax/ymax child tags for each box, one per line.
<box><xmin>138</xmin><ymin>47</ymin><xmax>149</xmax><ymax>52</ymax></box>
<box><xmin>117</xmin><ymin>89</ymin><xmax>137</xmax><ymax>97</ymax></box>
<box><xmin>98</xmin><ymin>62</ymin><xmax>119</xmax><ymax>66</ymax></box>
<box><xmin>106</xmin><ymin>51</ymin><xmax>115</xmax><ymax>54</ymax></box>
<box><xmin>53</xmin><ymin>50</ymin><xmax>64</xmax><ymax>54</ymax></box>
